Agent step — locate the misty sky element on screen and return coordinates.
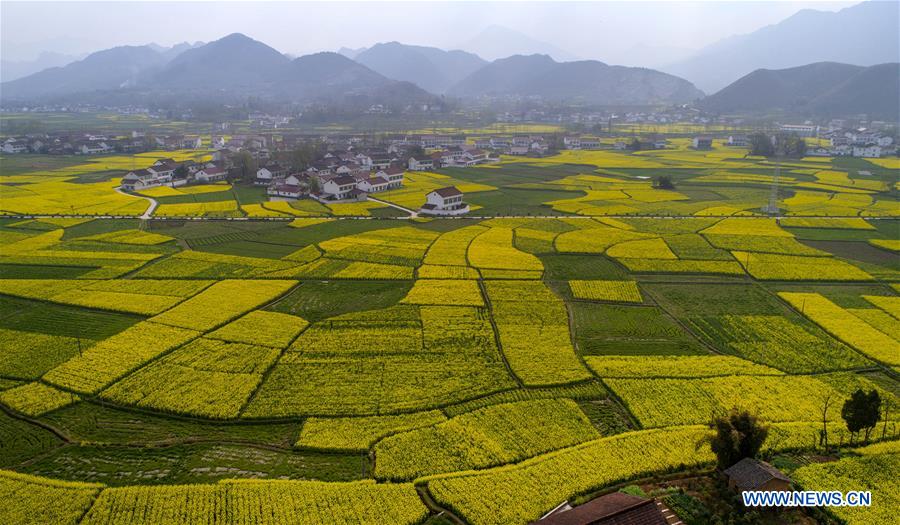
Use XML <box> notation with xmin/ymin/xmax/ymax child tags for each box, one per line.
<box><xmin>2</xmin><ymin>1</ymin><xmax>860</xmax><ymax>64</ymax></box>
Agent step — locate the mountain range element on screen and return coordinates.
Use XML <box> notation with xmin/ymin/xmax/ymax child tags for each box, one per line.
<box><xmin>1</xmin><ymin>34</ymin><xmax>437</xmax><ymax>108</ymax></box>
<box><xmin>1</xmin><ymin>51</ymin><xmax>82</xmax><ymax>82</ymax></box>
<box><xmin>354</xmin><ymin>42</ymin><xmax>486</xmax><ymax>94</ymax></box>
<box><xmin>457</xmin><ymin>25</ymin><xmax>579</xmax><ymax>62</ymax></box>
<box><xmin>449</xmin><ymin>54</ymin><xmax>703</xmax><ymax>104</ymax></box>
<box><xmin>1</xmin><ymin>33</ymin><xmax>701</xmax><ymax>107</ymax></box>
<box><xmin>700</xmin><ymin>62</ymin><xmax>900</xmax><ymax>120</ymax></box>
<box><xmin>2</xmin><ymin>1</ymin><xmax>898</xmax><ymax>118</ymax></box>
<box><xmin>664</xmin><ymin>0</ymin><xmax>900</xmax><ymax>93</ymax></box>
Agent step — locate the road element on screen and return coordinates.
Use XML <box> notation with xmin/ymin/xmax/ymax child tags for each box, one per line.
<box><xmin>115</xmin><ymin>186</ymin><xmax>158</xmax><ymax>219</ymax></box>
<box><xmin>366</xmin><ymin>196</ymin><xmax>418</xmax><ymax>218</ymax></box>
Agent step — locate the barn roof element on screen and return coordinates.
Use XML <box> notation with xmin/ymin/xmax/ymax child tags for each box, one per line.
<box><xmin>432</xmin><ymin>186</ymin><xmax>462</xmax><ymax>198</ymax></box>
<box><xmin>723</xmin><ymin>458</ymin><xmax>790</xmax><ymax>492</ymax></box>
<box><xmin>531</xmin><ymin>492</ymin><xmax>668</xmax><ymax>525</ymax></box>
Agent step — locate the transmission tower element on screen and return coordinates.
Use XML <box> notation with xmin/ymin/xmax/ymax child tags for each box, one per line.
<box><xmin>765</xmin><ymin>158</ymin><xmax>781</xmax><ymax>215</ymax></box>
<box><xmin>763</xmin><ymin>137</ymin><xmax>783</xmax><ymax>216</ymax></box>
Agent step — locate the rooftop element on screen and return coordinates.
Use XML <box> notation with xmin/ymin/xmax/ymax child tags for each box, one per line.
<box><xmin>432</xmin><ymin>186</ymin><xmax>462</xmax><ymax>198</ymax></box>
<box><xmin>723</xmin><ymin>458</ymin><xmax>791</xmax><ymax>492</ymax></box>
<box><xmin>532</xmin><ymin>492</ymin><xmax>668</xmax><ymax>525</ymax></box>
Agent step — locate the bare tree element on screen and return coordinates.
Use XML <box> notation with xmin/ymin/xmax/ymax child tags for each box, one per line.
<box><xmin>820</xmin><ymin>394</ymin><xmax>833</xmax><ymax>452</ymax></box>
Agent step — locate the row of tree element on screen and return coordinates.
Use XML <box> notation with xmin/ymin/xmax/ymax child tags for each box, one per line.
<box><xmin>748</xmin><ymin>132</ymin><xmax>807</xmax><ymax>158</ymax></box>
<box><xmin>710</xmin><ymin>388</ymin><xmax>887</xmax><ymax>469</ymax></box>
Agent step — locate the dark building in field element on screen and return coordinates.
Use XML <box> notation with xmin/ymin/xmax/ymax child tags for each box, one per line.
<box><xmin>531</xmin><ymin>492</ymin><xmax>668</xmax><ymax>525</ymax></box>
<box><xmin>723</xmin><ymin>458</ymin><xmax>792</xmax><ymax>494</ymax></box>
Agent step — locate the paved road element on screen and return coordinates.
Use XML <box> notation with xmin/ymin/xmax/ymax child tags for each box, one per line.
<box><xmin>114</xmin><ymin>186</ymin><xmax>158</xmax><ymax>219</ymax></box>
<box><xmin>366</xmin><ymin>196</ymin><xmax>418</xmax><ymax>218</ymax></box>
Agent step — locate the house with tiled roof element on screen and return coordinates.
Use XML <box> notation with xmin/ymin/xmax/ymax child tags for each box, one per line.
<box><xmin>724</xmin><ymin>458</ymin><xmax>791</xmax><ymax>494</ymax></box>
<box><xmin>357</xmin><ymin>176</ymin><xmax>390</xmax><ymax>193</ymax></box>
<box><xmin>121</xmin><ymin>168</ymin><xmax>170</xmax><ymax>192</ymax></box>
<box><xmin>531</xmin><ymin>492</ymin><xmax>668</xmax><ymax>525</ymax></box>
<box><xmin>419</xmin><ymin>186</ymin><xmax>468</xmax><ymax>216</ymax></box>
<box><xmin>195</xmin><ymin>165</ymin><xmax>228</xmax><ymax>183</ymax></box>
<box><xmin>374</xmin><ymin>166</ymin><xmax>405</xmax><ymax>188</ymax></box>
<box><xmin>408</xmin><ymin>156</ymin><xmax>434</xmax><ymax>171</ymax></box>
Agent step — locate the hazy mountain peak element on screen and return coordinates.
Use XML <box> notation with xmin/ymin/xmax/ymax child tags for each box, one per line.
<box><xmin>459</xmin><ymin>25</ymin><xmax>578</xmax><ymax>62</ymax></box>
<box><xmin>355</xmin><ymin>41</ymin><xmax>486</xmax><ymax>94</ymax></box>
<box><xmin>700</xmin><ymin>60</ymin><xmax>899</xmax><ymax>119</ymax></box>
<box><xmin>664</xmin><ymin>0</ymin><xmax>900</xmax><ymax>92</ymax></box>
<box><xmin>449</xmin><ymin>53</ymin><xmax>702</xmax><ymax>104</ymax></box>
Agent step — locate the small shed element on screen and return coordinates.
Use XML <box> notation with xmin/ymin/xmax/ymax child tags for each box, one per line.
<box><xmin>723</xmin><ymin>458</ymin><xmax>791</xmax><ymax>493</ymax></box>
<box><xmin>531</xmin><ymin>492</ymin><xmax>668</xmax><ymax>525</ymax></box>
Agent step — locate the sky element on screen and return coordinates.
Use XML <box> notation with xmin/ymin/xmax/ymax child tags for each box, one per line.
<box><xmin>1</xmin><ymin>0</ymin><xmax>860</xmax><ymax>65</ymax></box>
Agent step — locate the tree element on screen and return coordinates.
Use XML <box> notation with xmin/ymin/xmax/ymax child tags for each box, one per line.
<box><xmin>233</xmin><ymin>151</ymin><xmax>257</xmax><ymax>183</ymax></box>
<box><xmin>841</xmin><ymin>389</ymin><xmax>881</xmax><ymax>444</ymax></box>
<box><xmin>819</xmin><ymin>394</ymin><xmax>834</xmax><ymax>452</ymax></box>
<box><xmin>406</xmin><ymin>145</ymin><xmax>425</xmax><ymax>159</ymax></box>
<box><xmin>654</xmin><ymin>175</ymin><xmax>675</xmax><ymax>190</ymax></box>
<box><xmin>708</xmin><ymin>409</ymin><xmax>769</xmax><ymax>469</ymax></box>
<box><xmin>289</xmin><ymin>143</ymin><xmax>319</xmax><ymax>172</ymax></box>
<box><xmin>308</xmin><ymin>176</ymin><xmax>321</xmax><ymax>194</ymax></box>
<box><xmin>748</xmin><ymin>133</ymin><xmax>774</xmax><ymax>157</ymax></box>
<box><xmin>628</xmin><ymin>138</ymin><xmax>642</xmax><ymax>151</ymax></box>
<box><xmin>779</xmin><ymin>134</ymin><xmax>807</xmax><ymax>158</ymax></box>
<box><xmin>749</xmin><ymin>132</ymin><xmax>806</xmax><ymax>158</ymax></box>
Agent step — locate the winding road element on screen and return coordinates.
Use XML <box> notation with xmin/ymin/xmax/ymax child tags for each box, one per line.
<box><xmin>115</xmin><ymin>186</ymin><xmax>158</xmax><ymax>219</ymax></box>
<box><xmin>366</xmin><ymin>196</ymin><xmax>418</xmax><ymax>218</ymax></box>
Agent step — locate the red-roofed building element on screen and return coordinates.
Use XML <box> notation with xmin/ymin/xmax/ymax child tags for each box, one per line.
<box><xmin>531</xmin><ymin>492</ymin><xmax>668</xmax><ymax>525</ymax></box>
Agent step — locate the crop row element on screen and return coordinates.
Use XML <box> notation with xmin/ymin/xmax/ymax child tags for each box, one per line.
<box><xmin>485</xmin><ymin>280</ymin><xmax>591</xmax><ymax>386</ymax></box>
<box><xmin>374</xmin><ymin>398</ymin><xmax>599</xmax><ymax>480</ymax></box>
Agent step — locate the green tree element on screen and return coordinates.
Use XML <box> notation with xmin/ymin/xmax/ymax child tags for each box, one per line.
<box><xmin>233</xmin><ymin>151</ymin><xmax>257</xmax><ymax>182</ymax></box>
<box><xmin>708</xmin><ymin>409</ymin><xmax>769</xmax><ymax>469</ymax></box>
<box><xmin>779</xmin><ymin>134</ymin><xmax>807</xmax><ymax>158</ymax></box>
<box><xmin>842</xmin><ymin>389</ymin><xmax>882</xmax><ymax>444</ymax></box>
<box><xmin>406</xmin><ymin>145</ymin><xmax>425</xmax><ymax>159</ymax></box>
<box><xmin>748</xmin><ymin>133</ymin><xmax>774</xmax><ymax>157</ymax></box>
<box><xmin>308</xmin><ymin>176</ymin><xmax>321</xmax><ymax>194</ymax></box>
<box><xmin>654</xmin><ymin>175</ymin><xmax>675</xmax><ymax>190</ymax></box>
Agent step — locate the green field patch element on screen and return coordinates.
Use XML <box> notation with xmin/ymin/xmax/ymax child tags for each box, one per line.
<box><xmin>572</xmin><ymin>303</ymin><xmax>703</xmax><ymax>356</ymax></box>
<box><xmin>41</xmin><ymin>403</ymin><xmax>298</xmax><ymax>446</ymax></box>
<box><xmin>0</xmin><ymin>295</ymin><xmax>142</xmax><ymax>340</ymax></box>
<box><xmin>18</xmin><ymin>443</ymin><xmax>368</xmax><ymax>485</ymax></box>
<box><xmin>540</xmin><ymin>254</ymin><xmax>629</xmax><ymax>280</ymax></box>
<box><xmin>0</xmin><ymin>411</ymin><xmax>63</xmax><ymax>468</ymax></box>
<box><xmin>0</xmin><ymin>263</ymin><xmax>96</xmax><ymax>279</ymax></box>
<box><xmin>267</xmin><ymin>280</ymin><xmax>412</xmax><ymax>322</ymax></box>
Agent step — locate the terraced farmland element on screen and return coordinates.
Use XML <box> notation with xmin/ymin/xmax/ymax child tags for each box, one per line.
<box><xmin>0</xmin><ymin>144</ymin><xmax>898</xmax><ymax>524</ymax></box>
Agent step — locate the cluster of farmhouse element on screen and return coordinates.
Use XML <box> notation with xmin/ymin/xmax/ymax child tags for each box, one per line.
<box><xmin>720</xmin><ymin>127</ymin><xmax>895</xmax><ymax>158</ymax></box>
<box><xmin>0</xmin><ymin>132</ymin><xmax>205</xmax><ymax>155</ymax></box>
<box><xmin>774</xmin><ymin>124</ymin><xmax>894</xmax><ymax>158</ymax></box>
<box><xmin>120</xmin><ymin>158</ymin><xmax>227</xmax><ymax>191</ymax></box>
<box><xmin>118</xmin><ymin>143</ymin><xmax>472</xmax><ymax>216</ymax></box>
<box><xmin>256</xmin><ymin>147</ymin><xmax>470</xmax><ymax>215</ymax></box>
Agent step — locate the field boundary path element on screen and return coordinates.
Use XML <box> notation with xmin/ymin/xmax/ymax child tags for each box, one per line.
<box><xmin>366</xmin><ymin>196</ymin><xmax>418</xmax><ymax>217</ymax></box>
<box><xmin>114</xmin><ymin>186</ymin><xmax>157</xmax><ymax>219</ymax></box>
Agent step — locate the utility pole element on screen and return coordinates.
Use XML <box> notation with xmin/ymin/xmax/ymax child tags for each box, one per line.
<box><xmin>763</xmin><ymin>136</ymin><xmax>783</xmax><ymax>216</ymax></box>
